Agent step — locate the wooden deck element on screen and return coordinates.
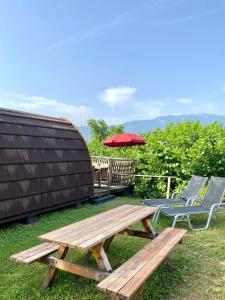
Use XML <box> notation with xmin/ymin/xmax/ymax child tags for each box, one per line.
<box><xmin>93</xmin><ymin>184</ymin><xmax>129</xmax><ymax>199</ymax></box>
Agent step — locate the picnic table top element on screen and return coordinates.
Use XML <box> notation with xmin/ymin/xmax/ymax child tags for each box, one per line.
<box><xmin>39</xmin><ymin>204</ymin><xmax>156</xmax><ymax>250</ymax></box>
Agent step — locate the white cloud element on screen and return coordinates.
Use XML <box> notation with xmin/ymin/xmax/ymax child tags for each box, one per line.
<box><xmin>176</xmin><ymin>98</ymin><xmax>193</xmax><ymax>104</ymax></box>
<box><xmin>99</xmin><ymin>86</ymin><xmax>137</xmax><ymax>108</ymax></box>
<box><xmin>1</xmin><ymin>93</ymin><xmax>92</xmax><ymax>125</ymax></box>
<box><xmin>222</xmin><ymin>86</ymin><xmax>225</xmax><ymax>91</ymax></box>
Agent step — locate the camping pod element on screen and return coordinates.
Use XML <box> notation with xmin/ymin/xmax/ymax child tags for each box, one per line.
<box><xmin>0</xmin><ymin>108</ymin><xmax>93</xmax><ymax>224</ymax></box>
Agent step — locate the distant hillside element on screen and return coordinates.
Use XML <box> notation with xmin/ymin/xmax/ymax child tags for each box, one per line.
<box><xmin>79</xmin><ymin>113</ymin><xmax>225</xmax><ymax>140</ymax></box>
<box><xmin>123</xmin><ymin>113</ymin><xmax>225</xmax><ymax>133</ymax></box>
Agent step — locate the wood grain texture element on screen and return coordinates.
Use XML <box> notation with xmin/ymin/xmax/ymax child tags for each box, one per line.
<box><xmin>42</xmin><ymin>245</ymin><xmax>68</xmax><ymax>289</ymax></box>
<box><xmin>97</xmin><ymin>228</ymin><xmax>186</xmax><ymax>299</ymax></box>
<box><xmin>39</xmin><ymin>256</ymin><xmax>109</xmax><ymax>282</ymax></box>
<box><xmin>10</xmin><ymin>242</ymin><xmax>59</xmax><ymax>264</ymax></box>
<box><xmin>39</xmin><ymin>205</ymin><xmax>156</xmax><ymax>250</ymax></box>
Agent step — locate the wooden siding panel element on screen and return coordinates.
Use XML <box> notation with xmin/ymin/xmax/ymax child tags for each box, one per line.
<box><xmin>0</xmin><ymin>135</ymin><xmax>85</xmax><ymax>150</ymax></box>
<box><xmin>0</xmin><ymin>108</ymin><xmax>93</xmax><ymax>224</ymax></box>
<box><xmin>0</xmin><ymin>149</ymin><xmax>89</xmax><ymax>164</ymax></box>
<box><xmin>0</xmin><ymin>123</ymin><xmax>80</xmax><ymax>139</ymax></box>
<box><xmin>0</xmin><ymin>185</ymin><xmax>93</xmax><ymax>220</ymax></box>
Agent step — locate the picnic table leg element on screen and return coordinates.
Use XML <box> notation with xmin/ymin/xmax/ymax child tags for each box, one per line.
<box><xmin>42</xmin><ymin>245</ymin><xmax>68</xmax><ymax>288</ymax></box>
<box><xmin>103</xmin><ymin>235</ymin><xmax>115</xmax><ymax>251</ymax></box>
<box><xmin>80</xmin><ymin>236</ymin><xmax>114</xmax><ymax>266</ymax></box>
<box><xmin>91</xmin><ymin>244</ymin><xmax>112</xmax><ymax>272</ymax></box>
<box><xmin>141</xmin><ymin>217</ymin><xmax>157</xmax><ymax>238</ymax></box>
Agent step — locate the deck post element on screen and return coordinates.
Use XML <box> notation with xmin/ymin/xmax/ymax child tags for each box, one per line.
<box><xmin>166</xmin><ymin>177</ymin><xmax>171</xmax><ymax>199</ymax></box>
<box><xmin>108</xmin><ymin>158</ymin><xmax>112</xmax><ymax>189</ymax></box>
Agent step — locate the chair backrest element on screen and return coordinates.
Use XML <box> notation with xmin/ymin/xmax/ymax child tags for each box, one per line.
<box><xmin>202</xmin><ymin>176</ymin><xmax>225</xmax><ymax>208</ymax></box>
<box><xmin>181</xmin><ymin>175</ymin><xmax>207</xmax><ymax>200</ymax></box>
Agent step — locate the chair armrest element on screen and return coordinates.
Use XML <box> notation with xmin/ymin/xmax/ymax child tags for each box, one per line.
<box><xmin>190</xmin><ymin>196</ymin><xmax>204</xmax><ymax>206</ymax></box>
<box><xmin>185</xmin><ymin>197</ymin><xmax>196</xmax><ymax>206</ymax></box>
<box><xmin>210</xmin><ymin>203</ymin><xmax>225</xmax><ymax>213</ymax></box>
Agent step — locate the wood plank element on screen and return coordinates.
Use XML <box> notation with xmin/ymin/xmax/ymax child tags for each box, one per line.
<box><xmin>60</xmin><ymin>206</ymin><xmax>142</xmax><ymax>243</ymax></box>
<box><xmin>39</xmin><ymin>256</ymin><xmax>109</xmax><ymax>282</ymax></box>
<box><xmin>39</xmin><ymin>205</ymin><xmax>129</xmax><ymax>240</ymax></box>
<box><xmin>91</xmin><ymin>244</ymin><xmax>112</xmax><ymax>272</ymax></box>
<box><xmin>22</xmin><ymin>245</ymin><xmax>59</xmax><ymax>264</ymax></box>
<box><xmin>97</xmin><ymin>228</ymin><xmax>179</xmax><ymax>292</ymax></box>
<box><xmin>45</xmin><ymin>205</ymin><xmax>143</xmax><ymax>247</ymax></box>
<box><xmin>112</xmin><ymin>229</ymin><xmax>183</xmax><ymax>296</ymax></box>
<box><xmin>65</xmin><ymin>206</ymin><xmax>147</xmax><ymax>248</ymax></box>
<box><xmin>78</xmin><ymin>207</ymin><xmax>156</xmax><ymax>249</ymax></box>
<box><xmin>10</xmin><ymin>242</ymin><xmax>59</xmax><ymax>264</ymax></box>
<box><xmin>118</xmin><ymin>229</ymin><xmax>186</xmax><ymax>299</ymax></box>
<box><xmin>39</xmin><ymin>205</ymin><xmax>134</xmax><ymax>242</ymax></box>
<box><xmin>42</xmin><ymin>245</ymin><xmax>68</xmax><ymax>289</ymax></box>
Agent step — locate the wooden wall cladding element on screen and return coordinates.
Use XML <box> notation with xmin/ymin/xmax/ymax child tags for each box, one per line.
<box><xmin>0</xmin><ymin>108</ymin><xmax>93</xmax><ymax>224</ymax></box>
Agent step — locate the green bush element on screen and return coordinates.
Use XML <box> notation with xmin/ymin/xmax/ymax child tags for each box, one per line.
<box><xmin>88</xmin><ymin>121</ymin><xmax>225</xmax><ymax>197</ymax></box>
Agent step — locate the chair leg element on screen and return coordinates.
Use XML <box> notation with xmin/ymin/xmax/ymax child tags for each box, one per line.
<box><xmin>187</xmin><ymin>213</ymin><xmax>213</xmax><ymax>231</ymax></box>
<box><xmin>152</xmin><ymin>208</ymin><xmax>159</xmax><ymax>223</ymax></box>
<box><xmin>154</xmin><ymin>210</ymin><xmax>161</xmax><ymax>224</ymax></box>
<box><xmin>172</xmin><ymin>215</ymin><xmax>179</xmax><ymax>228</ymax></box>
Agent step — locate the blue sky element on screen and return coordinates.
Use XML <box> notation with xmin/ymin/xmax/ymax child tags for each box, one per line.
<box><xmin>0</xmin><ymin>0</ymin><xmax>225</xmax><ymax>125</ymax></box>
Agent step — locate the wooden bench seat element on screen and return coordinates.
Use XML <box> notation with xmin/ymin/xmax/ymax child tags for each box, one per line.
<box><xmin>97</xmin><ymin>227</ymin><xmax>186</xmax><ymax>300</ymax></box>
<box><xmin>10</xmin><ymin>242</ymin><xmax>59</xmax><ymax>264</ymax></box>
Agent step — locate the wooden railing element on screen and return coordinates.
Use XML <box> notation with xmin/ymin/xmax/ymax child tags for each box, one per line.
<box><xmin>91</xmin><ymin>156</ymin><xmax>176</xmax><ymax>198</ymax></box>
<box><xmin>114</xmin><ymin>173</ymin><xmax>176</xmax><ymax>198</ymax></box>
<box><xmin>91</xmin><ymin>156</ymin><xmax>137</xmax><ymax>186</ymax></box>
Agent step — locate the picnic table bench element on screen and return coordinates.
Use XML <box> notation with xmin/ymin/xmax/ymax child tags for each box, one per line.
<box><xmin>10</xmin><ymin>204</ymin><xmax>186</xmax><ymax>299</ymax></box>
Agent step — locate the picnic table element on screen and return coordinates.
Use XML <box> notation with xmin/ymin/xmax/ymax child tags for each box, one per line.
<box><xmin>11</xmin><ymin>204</ymin><xmax>186</xmax><ymax>299</ymax></box>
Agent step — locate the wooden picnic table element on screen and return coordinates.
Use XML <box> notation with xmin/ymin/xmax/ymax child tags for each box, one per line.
<box><xmin>11</xmin><ymin>204</ymin><xmax>186</xmax><ymax>299</ymax></box>
<box><xmin>38</xmin><ymin>204</ymin><xmax>157</xmax><ymax>287</ymax></box>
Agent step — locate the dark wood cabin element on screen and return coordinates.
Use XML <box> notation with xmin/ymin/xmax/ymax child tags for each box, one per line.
<box><xmin>0</xmin><ymin>108</ymin><xmax>93</xmax><ymax>224</ymax></box>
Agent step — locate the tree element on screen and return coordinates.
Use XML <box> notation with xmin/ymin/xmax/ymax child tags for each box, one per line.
<box><xmin>107</xmin><ymin>124</ymin><xmax>124</xmax><ymax>137</ymax></box>
<box><xmin>87</xmin><ymin>119</ymin><xmax>124</xmax><ymax>156</ymax></box>
<box><xmin>87</xmin><ymin>120</ymin><xmax>225</xmax><ymax>197</ymax></box>
<box><xmin>87</xmin><ymin>119</ymin><xmax>108</xmax><ymax>142</ymax></box>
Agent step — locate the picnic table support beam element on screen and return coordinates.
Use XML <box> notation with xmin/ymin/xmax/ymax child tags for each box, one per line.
<box><xmin>42</xmin><ymin>245</ymin><xmax>68</xmax><ymax>288</ymax></box>
<box><xmin>119</xmin><ymin>228</ymin><xmax>151</xmax><ymax>239</ymax></box>
<box><xmin>141</xmin><ymin>218</ymin><xmax>157</xmax><ymax>238</ymax></box>
<box><xmin>39</xmin><ymin>256</ymin><xmax>109</xmax><ymax>282</ymax></box>
<box><xmin>103</xmin><ymin>235</ymin><xmax>115</xmax><ymax>251</ymax></box>
<box><xmin>91</xmin><ymin>244</ymin><xmax>112</xmax><ymax>272</ymax></box>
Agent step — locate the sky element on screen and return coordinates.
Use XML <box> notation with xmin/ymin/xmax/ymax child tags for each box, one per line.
<box><xmin>0</xmin><ymin>0</ymin><xmax>225</xmax><ymax>126</ymax></box>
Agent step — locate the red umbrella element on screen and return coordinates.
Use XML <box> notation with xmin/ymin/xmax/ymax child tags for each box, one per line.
<box><xmin>103</xmin><ymin>133</ymin><xmax>145</xmax><ymax>147</ymax></box>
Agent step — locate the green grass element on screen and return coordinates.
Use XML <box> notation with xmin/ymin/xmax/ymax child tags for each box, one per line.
<box><xmin>1</xmin><ymin>197</ymin><xmax>225</xmax><ymax>300</ymax></box>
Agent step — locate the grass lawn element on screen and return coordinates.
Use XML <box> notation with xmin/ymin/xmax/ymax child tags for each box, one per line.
<box><xmin>1</xmin><ymin>196</ymin><xmax>225</xmax><ymax>300</ymax></box>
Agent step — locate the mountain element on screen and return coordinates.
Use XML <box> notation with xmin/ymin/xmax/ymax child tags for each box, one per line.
<box><xmin>123</xmin><ymin>113</ymin><xmax>225</xmax><ymax>133</ymax></box>
<box><xmin>79</xmin><ymin>113</ymin><xmax>225</xmax><ymax>140</ymax></box>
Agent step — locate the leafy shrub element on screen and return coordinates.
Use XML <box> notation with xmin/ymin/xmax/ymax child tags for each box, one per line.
<box><xmin>88</xmin><ymin>121</ymin><xmax>225</xmax><ymax>197</ymax></box>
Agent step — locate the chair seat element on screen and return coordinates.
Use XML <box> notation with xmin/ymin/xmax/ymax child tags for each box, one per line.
<box><xmin>143</xmin><ymin>198</ymin><xmax>187</xmax><ymax>207</ymax></box>
<box><xmin>160</xmin><ymin>206</ymin><xmax>210</xmax><ymax>216</ymax></box>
